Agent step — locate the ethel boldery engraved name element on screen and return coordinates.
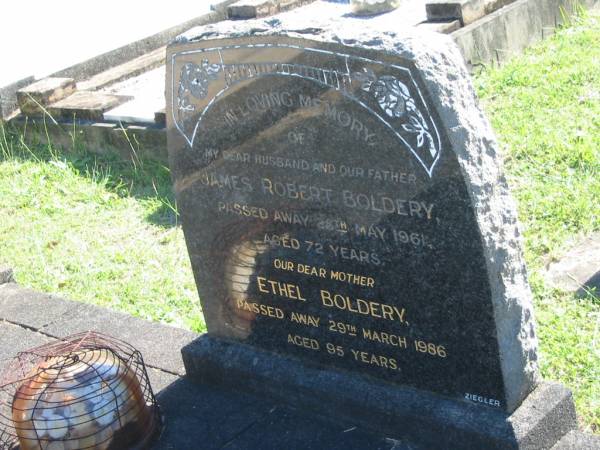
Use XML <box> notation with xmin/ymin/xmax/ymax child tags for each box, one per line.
<box><xmin>166</xmin><ymin>27</ymin><xmax>539</xmax><ymax>413</ymax></box>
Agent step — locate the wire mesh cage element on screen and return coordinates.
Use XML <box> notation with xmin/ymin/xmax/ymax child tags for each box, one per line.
<box><xmin>0</xmin><ymin>331</ymin><xmax>161</xmax><ymax>450</ymax></box>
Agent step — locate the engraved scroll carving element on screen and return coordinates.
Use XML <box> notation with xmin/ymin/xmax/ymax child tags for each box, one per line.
<box><xmin>354</xmin><ymin>68</ymin><xmax>438</xmax><ymax>160</ymax></box>
<box><xmin>171</xmin><ymin>45</ymin><xmax>442</xmax><ymax>177</ymax></box>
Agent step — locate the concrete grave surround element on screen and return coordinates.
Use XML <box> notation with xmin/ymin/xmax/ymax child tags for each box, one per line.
<box><xmin>0</xmin><ymin>282</ymin><xmax>595</xmax><ymax>449</ymax></box>
<box><xmin>426</xmin><ymin>0</ymin><xmax>518</xmax><ymax>25</ymax></box>
<box><xmin>227</xmin><ymin>0</ymin><xmax>317</xmax><ymax>19</ymax></box>
<box><xmin>546</xmin><ymin>232</ymin><xmax>600</xmax><ymax>297</ymax></box>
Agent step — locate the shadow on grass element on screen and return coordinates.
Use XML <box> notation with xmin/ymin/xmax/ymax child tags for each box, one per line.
<box><xmin>0</xmin><ymin>122</ymin><xmax>178</xmax><ymax>228</ymax></box>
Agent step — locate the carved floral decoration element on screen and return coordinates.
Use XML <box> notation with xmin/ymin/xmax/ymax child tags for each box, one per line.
<box><xmin>177</xmin><ymin>60</ymin><xmax>221</xmax><ymax>119</ymax></box>
<box><xmin>354</xmin><ymin>68</ymin><xmax>438</xmax><ymax>159</ymax></box>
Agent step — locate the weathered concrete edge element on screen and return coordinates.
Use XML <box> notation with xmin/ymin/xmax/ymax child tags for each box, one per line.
<box><xmin>6</xmin><ymin>118</ymin><xmax>167</xmax><ymax>165</ymax></box>
<box><xmin>0</xmin><ymin>76</ymin><xmax>35</xmax><ymax>121</ymax></box>
<box><xmin>552</xmin><ymin>430</ymin><xmax>600</xmax><ymax>450</ymax></box>
<box><xmin>0</xmin><ymin>2</ymin><xmax>237</xmax><ymax>121</ymax></box>
<box><xmin>49</xmin><ymin>1</ymin><xmax>238</xmax><ymax>82</ymax></box>
<box><xmin>0</xmin><ymin>282</ymin><xmax>197</xmax><ymax>376</ymax></box>
<box><xmin>426</xmin><ymin>0</ymin><xmax>519</xmax><ymax>26</ymax></box>
<box><xmin>452</xmin><ymin>0</ymin><xmax>600</xmax><ymax>68</ymax></box>
<box><xmin>227</xmin><ymin>0</ymin><xmax>317</xmax><ymax>19</ymax></box>
<box><xmin>8</xmin><ymin>0</ymin><xmax>597</xmax><ymax>153</ymax></box>
<box><xmin>183</xmin><ymin>335</ymin><xmax>576</xmax><ymax>449</ymax></box>
<box><xmin>17</xmin><ymin>77</ymin><xmax>77</xmax><ymax>116</ymax></box>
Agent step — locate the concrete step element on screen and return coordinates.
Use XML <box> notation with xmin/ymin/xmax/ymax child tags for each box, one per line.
<box><xmin>48</xmin><ymin>91</ymin><xmax>132</xmax><ymax>121</ymax></box>
<box><xmin>78</xmin><ymin>47</ymin><xmax>166</xmax><ymax>92</ymax></box>
<box><xmin>102</xmin><ymin>66</ymin><xmax>166</xmax><ymax>125</ymax></box>
<box><xmin>426</xmin><ymin>0</ymin><xmax>518</xmax><ymax>25</ymax></box>
<box><xmin>16</xmin><ymin>77</ymin><xmax>76</xmax><ymax>115</ymax></box>
<box><xmin>227</xmin><ymin>0</ymin><xmax>316</xmax><ymax>19</ymax></box>
<box><xmin>416</xmin><ymin>19</ymin><xmax>462</xmax><ymax>34</ymax></box>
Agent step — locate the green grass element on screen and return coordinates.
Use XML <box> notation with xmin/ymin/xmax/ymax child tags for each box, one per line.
<box><xmin>0</xmin><ymin>9</ymin><xmax>599</xmax><ymax>434</ymax></box>
<box><xmin>475</xmin><ymin>11</ymin><xmax>600</xmax><ymax>433</ymax></box>
<box><xmin>0</xmin><ymin>126</ymin><xmax>203</xmax><ymax>331</ymax></box>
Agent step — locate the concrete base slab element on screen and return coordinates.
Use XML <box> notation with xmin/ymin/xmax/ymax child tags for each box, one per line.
<box><xmin>0</xmin><ymin>282</ymin><xmax>404</xmax><ymax>449</ymax></box>
<box><xmin>182</xmin><ymin>335</ymin><xmax>578</xmax><ymax>450</ymax></box>
<box><xmin>103</xmin><ymin>67</ymin><xmax>166</xmax><ymax>124</ymax></box>
<box><xmin>103</xmin><ymin>100</ymin><xmax>159</xmax><ymax>125</ymax></box>
<box><xmin>452</xmin><ymin>0</ymin><xmax>600</xmax><ymax>68</ymax></box>
<box><xmin>48</xmin><ymin>91</ymin><xmax>132</xmax><ymax>121</ymax></box>
<box><xmin>552</xmin><ymin>430</ymin><xmax>600</xmax><ymax>449</ymax></box>
<box><xmin>0</xmin><ymin>321</ymin><xmax>52</xmax><ymax>363</ymax></box>
<box><xmin>153</xmin><ymin>377</ymin><xmax>398</xmax><ymax>450</ymax></box>
<box><xmin>0</xmin><ymin>282</ymin><xmax>196</xmax><ymax>376</ymax></box>
<box><xmin>1</xmin><ymin>282</ymin><xmax>598</xmax><ymax>448</ymax></box>
<box><xmin>546</xmin><ymin>233</ymin><xmax>600</xmax><ymax>297</ymax></box>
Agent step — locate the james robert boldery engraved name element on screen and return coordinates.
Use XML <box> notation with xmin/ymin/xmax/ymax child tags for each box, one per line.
<box><xmin>203</xmin><ymin>172</ymin><xmax>434</xmax><ymax>219</ymax></box>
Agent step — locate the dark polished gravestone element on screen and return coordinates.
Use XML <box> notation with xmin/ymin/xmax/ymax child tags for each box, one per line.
<box><xmin>165</xmin><ymin>10</ymin><xmax>577</xmax><ymax>450</ymax></box>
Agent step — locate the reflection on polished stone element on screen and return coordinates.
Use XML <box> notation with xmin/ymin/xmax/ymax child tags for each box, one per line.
<box><xmin>223</xmin><ymin>237</ymin><xmax>268</xmax><ymax>338</ymax></box>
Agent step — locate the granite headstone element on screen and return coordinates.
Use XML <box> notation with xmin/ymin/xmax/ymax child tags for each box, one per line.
<box><xmin>166</xmin><ymin>9</ymin><xmax>576</xmax><ymax>449</ymax></box>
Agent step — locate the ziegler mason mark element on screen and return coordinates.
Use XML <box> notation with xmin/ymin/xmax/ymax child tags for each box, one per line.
<box><xmin>465</xmin><ymin>393</ymin><xmax>501</xmax><ymax>408</ymax></box>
